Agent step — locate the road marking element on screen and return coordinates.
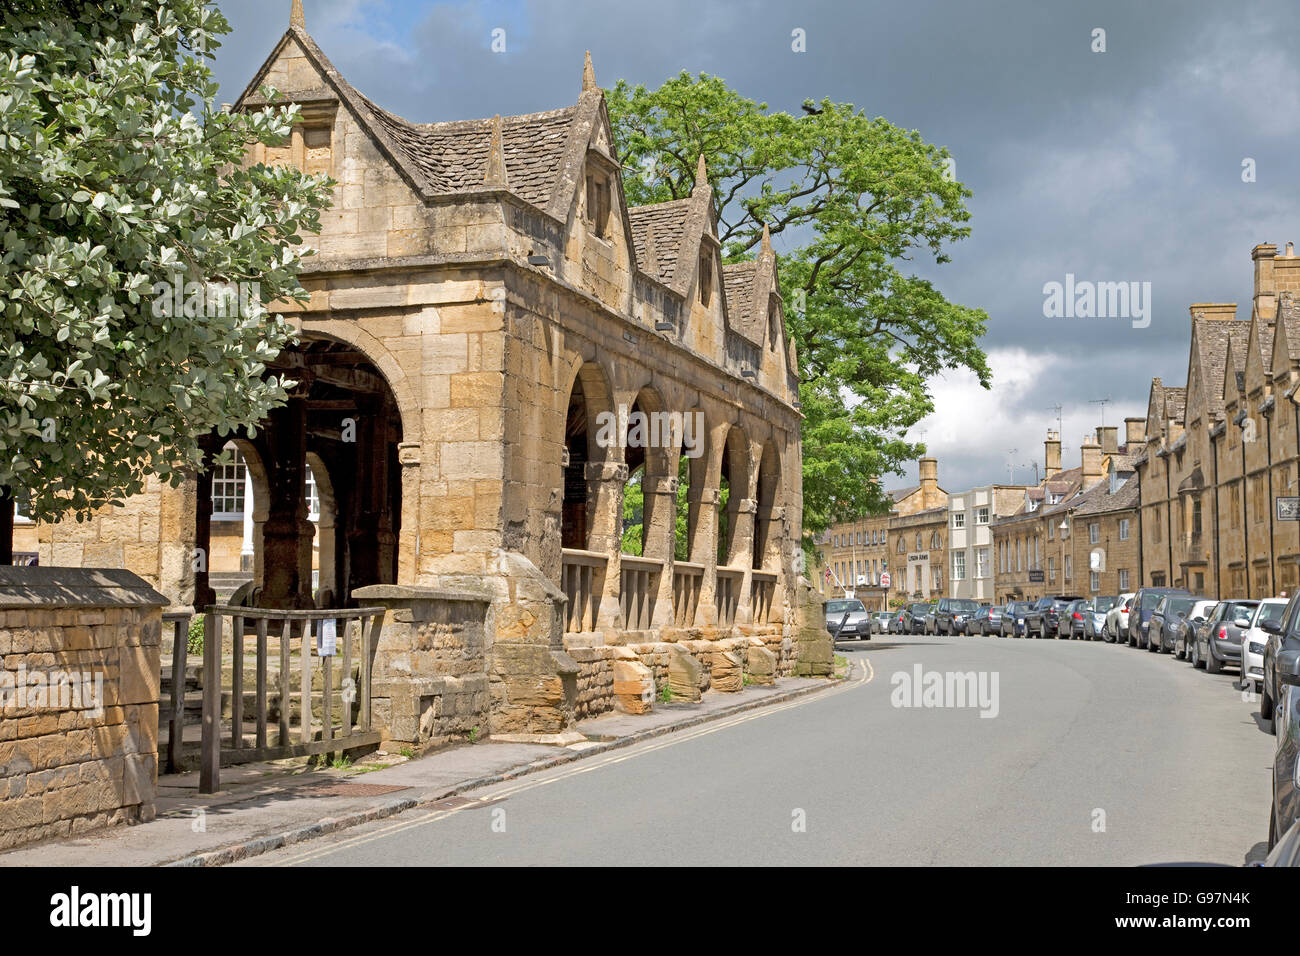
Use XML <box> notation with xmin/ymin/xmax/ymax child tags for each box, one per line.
<box><xmin>260</xmin><ymin>661</ymin><xmax>873</xmax><ymax>866</ymax></box>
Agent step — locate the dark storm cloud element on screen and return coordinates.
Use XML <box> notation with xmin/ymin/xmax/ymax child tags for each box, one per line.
<box><xmin>211</xmin><ymin>0</ymin><xmax>1300</xmax><ymax>490</ymax></box>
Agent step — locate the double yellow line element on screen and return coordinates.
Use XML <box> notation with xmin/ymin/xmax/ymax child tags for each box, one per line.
<box><xmin>258</xmin><ymin>658</ymin><xmax>873</xmax><ymax>866</ymax></box>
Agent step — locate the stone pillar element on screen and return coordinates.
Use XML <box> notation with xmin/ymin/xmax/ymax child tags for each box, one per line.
<box><xmin>261</xmin><ymin>396</ymin><xmax>314</xmax><ymax>609</ymax></box>
<box><xmin>690</xmin><ymin>486</ymin><xmax>720</xmax><ymax>625</ymax></box>
<box><xmin>585</xmin><ymin>459</ymin><xmax>626</xmax><ymax>630</ymax></box>
<box><xmin>643</xmin><ymin>471</ymin><xmax>678</xmax><ymax>628</ymax></box>
<box><xmin>396</xmin><ymin>441</ymin><xmax>421</xmax><ymax>586</ymax></box>
<box><xmin>731</xmin><ymin>497</ymin><xmax>757</xmax><ymax>624</ymax></box>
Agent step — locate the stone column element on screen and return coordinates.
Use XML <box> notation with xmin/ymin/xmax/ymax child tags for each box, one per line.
<box><xmin>690</xmin><ymin>486</ymin><xmax>720</xmax><ymax>625</ymax></box>
<box><xmin>396</xmin><ymin>441</ymin><xmax>421</xmax><ymax>586</ymax></box>
<box><xmin>731</xmin><ymin>497</ymin><xmax>758</xmax><ymax>624</ymax></box>
<box><xmin>643</xmin><ymin>471</ymin><xmax>679</xmax><ymax>628</ymax></box>
<box><xmin>585</xmin><ymin>459</ymin><xmax>627</xmax><ymax>631</ymax></box>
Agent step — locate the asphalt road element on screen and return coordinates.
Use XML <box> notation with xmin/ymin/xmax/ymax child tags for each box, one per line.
<box><xmin>240</xmin><ymin>633</ymin><xmax>1277</xmax><ymax>866</ymax></box>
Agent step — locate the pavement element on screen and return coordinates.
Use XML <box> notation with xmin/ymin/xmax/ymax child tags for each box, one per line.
<box><xmin>232</xmin><ymin>633</ymin><xmax>1278</xmax><ymax>867</ymax></box>
<box><xmin>0</xmin><ymin>672</ymin><xmax>833</xmax><ymax>867</ymax></box>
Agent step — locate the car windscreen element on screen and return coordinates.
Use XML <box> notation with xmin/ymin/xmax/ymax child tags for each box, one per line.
<box><xmin>1216</xmin><ymin>601</ymin><xmax>1257</xmax><ymax>622</ymax></box>
<box><xmin>1091</xmin><ymin>596</ymin><xmax>1117</xmax><ymax>612</ymax></box>
<box><xmin>1139</xmin><ymin>592</ymin><xmax>1168</xmax><ymax>612</ymax></box>
<box><xmin>909</xmin><ymin>604</ymin><xmax>930</xmax><ymax>614</ymax></box>
<box><xmin>826</xmin><ymin>601</ymin><xmax>865</xmax><ymax>614</ymax></box>
<box><xmin>1167</xmin><ymin>597</ymin><xmax>1196</xmax><ymax>616</ymax></box>
<box><xmin>1256</xmin><ymin>603</ymin><xmax>1286</xmax><ymax>626</ymax></box>
<box><xmin>951</xmin><ymin>600</ymin><xmax>979</xmax><ymax>611</ymax></box>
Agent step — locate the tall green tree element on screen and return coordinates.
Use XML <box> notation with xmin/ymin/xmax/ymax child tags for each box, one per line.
<box><xmin>607</xmin><ymin>74</ymin><xmax>990</xmax><ymax>541</ymax></box>
<box><xmin>0</xmin><ymin>0</ymin><xmax>331</xmax><ymax>556</ymax></box>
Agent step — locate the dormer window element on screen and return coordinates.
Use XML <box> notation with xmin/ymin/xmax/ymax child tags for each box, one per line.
<box><xmin>698</xmin><ymin>251</ymin><xmax>713</xmax><ymax>306</ymax></box>
<box><xmin>585</xmin><ymin>170</ymin><xmax>611</xmax><ymax>239</ymax></box>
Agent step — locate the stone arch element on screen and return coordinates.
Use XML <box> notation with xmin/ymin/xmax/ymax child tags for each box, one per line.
<box><xmin>716</xmin><ymin>423</ymin><xmax>750</xmax><ymax>566</ymax></box>
<box><xmin>229</xmin><ymin>436</ymin><xmax>269</xmax><ymax>589</ymax></box>
<box><xmin>621</xmin><ymin>385</ymin><xmax>674</xmax><ymax>559</ymax></box>
<box><xmin>753</xmin><ymin>436</ymin><xmax>782</xmax><ymax>571</ymax></box>
<box><xmin>560</xmin><ymin>359</ymin><xmax>617</xmax><ymax>549</ymax></box>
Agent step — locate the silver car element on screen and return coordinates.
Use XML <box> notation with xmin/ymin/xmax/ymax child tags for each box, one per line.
<box><xmin>825</xmin><ymin>599</ymin><xmax>871</xmax><ymax>640</ymax></box>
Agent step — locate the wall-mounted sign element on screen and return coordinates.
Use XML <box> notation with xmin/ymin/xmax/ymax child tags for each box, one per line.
<box><xmin>1090</xmin><ymin>548</ymin><xmax>1105</xmax><ymax>572</ymax></box>
<box><xmin>1279</xmin><ymin>497</ymin><xmax>1300</xmax><ymax>521</ymax></box>
<box><xmin>1028</xmin><ymin>570</ymin><xmax>1045</xmax><ymax>583</ymax></box>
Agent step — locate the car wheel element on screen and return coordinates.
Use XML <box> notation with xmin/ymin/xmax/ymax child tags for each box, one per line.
<box><xmin>1206</xmin><ymin>646</ymin><xmax>1222</xmax><ymax>674</ymax></box>
<box><xmin>1261</xmin><ymin>683</ymin><xmax>1274</xmax><ymax>721</ymax></box>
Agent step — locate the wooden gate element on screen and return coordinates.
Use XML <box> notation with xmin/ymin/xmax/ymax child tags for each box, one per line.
<box><xmin>199</xmin><ymin>605</ymin><xmax>385</xmax><ymax>794</ymax></box>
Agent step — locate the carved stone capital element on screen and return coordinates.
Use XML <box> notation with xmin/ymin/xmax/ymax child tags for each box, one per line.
<box><xmin>585</xmin><ymin>460</ymin><xmax>628</xmax><ymax>484</ymax></box>
<box><xmin>645</xmin><ymin>475</ymin><xmax>679</xmax><ymax>496</ymax></box>
<box><xmin>736</xmin><ymin>498</ymin><xmax>758</xmax><ymax>514</ymax></box>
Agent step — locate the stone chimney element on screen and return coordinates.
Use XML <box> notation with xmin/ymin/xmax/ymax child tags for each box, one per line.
<box><xmin>1124</xmin><ymin>416</ymin><xmax>1146</xmax><ymax>449</ymax></box>
<box><xmin>918</xmin><ymin>457</ymin><xmax>939</xmax><ymax>507</ymax></box>
<box><xmin>1081</xmin><ymin>435</ymin><xmax>1104</xmax><ymax>488</ymax></box>
<box><xmin>1096</xmin><ymin>426</ymin><xmax>1118</xmax><ymax>455</ymax></box>
<box><xmin>1044</xmin><ymin>430</ymin><xmax>1061</xmax><ymax>478</ymax></box>
<box><xmin>1254</xmin><ymin>243</ymin><xmax>1278</xmax><ymax>322</ymax></box>
<box><xmin>1189</xmin><ymin>302</ymin><xmax>1237</xmax><ymax>324</ymax></box>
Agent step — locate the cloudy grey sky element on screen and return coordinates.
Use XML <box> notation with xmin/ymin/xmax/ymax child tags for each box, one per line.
<box><xmin>210</xmin><ymin>0</ymin><xmax>1300</xmax><ymax>493</ymax></box>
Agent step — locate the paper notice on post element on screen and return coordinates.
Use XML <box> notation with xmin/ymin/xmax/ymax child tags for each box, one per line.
<box><xmin>317</xmin><ymin>618</ymin><xmax>337</xmax><ymax>657</ymax></box>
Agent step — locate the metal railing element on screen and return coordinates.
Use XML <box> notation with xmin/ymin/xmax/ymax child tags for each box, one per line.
<box><xmin>200</xmin><ymin>605</ymin><xmax>385</xmax><ymax>794</ymax></box>
<box><xmin>561</xmin><ymin>548</ymin><xmax>607</xmax><ymax>633</ymax></box>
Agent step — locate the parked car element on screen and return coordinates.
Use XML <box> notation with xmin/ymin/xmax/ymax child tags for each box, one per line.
<box><xmin>901</xmin><ymin>603</ymin><xmax>931</xmax><ymax>635</ymax></box>
<box><xmin>1063</xmin><ymin>599</ymin><xmax>1090</xmax><ymax>639</ymax></box>
<box><xmin>1172</xmin><ymin>599</ymin><xmax>1217</xmax><ymax>660</ymax></box>
<box><xmin>1148</xmin><ymin>594</ymin><xmax>1202</xmax><ymax>654</ymax></box>
<box><xmin>929</xmin><ymin>597</ymin><xmax>982</xmax><ymax>636</ymax></box>
<box><xmin>1001</xmin><ymin>601</ymin><xmax>1033</xmax><ymax>637</ymax></box>
<box><xmin>1192</xmin><ymin>599</ymin><xmax>1254</xmax><ymax>672</ymax></box>
<box><xmin>1262</xmin><ymin>596</ymin><xmax>1300</xmax><ymax>729</ymax></box>
<box><xmin>824</xmin><ymin>598</ymin><xmax>871</xmax><ymax>640</ymax></box>
<box><xmin>1127</xmin><ymin>587</ymin><xmax>1191</xmax><ymax>648</ymax></box>
<box><xmin>1083</xmin><ymin>595</ymin><xmax>1117</xmax><ymax>641</ymax></box>
<box><xmin>1241</xmin><ymin>599</ymin><xmax>1287</xmax><ymax>695</ymax></box>
<box><xmin>1264</xmin><ymin>816</ymin><xmax>1300</xmax><ymax>865</ymax></box>
<box><xmin>1268</xmin><ymin>647</ymin><xmax>1300</xmax><ymax>849</ymax></box>
<box><xmin>965</xmin><ymin>604</ymin><xmax>1002</xmax><ymax>636</ymax></box>
<box><xmin>871</xmin><ymin>611</ymin><xmax>893</xmax><ymax>635</ymax></box>
<box><xmin>888</xmin><ymin>608</ymin><xmax>907</xmax><ymax>634</ymax></box>
<box><xmin>1025</xmin><ymin>594</ymin><xmax>1084</xmax><ymax>639</ymax></box>
<box><xmin>1104</xmin><ymin>592</ymin><xmax>1135</xmax><ymax>643</ymax></box>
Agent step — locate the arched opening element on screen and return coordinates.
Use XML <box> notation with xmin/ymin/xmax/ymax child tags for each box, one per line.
<box><xmin>194</xmin><ymin>333</ymin><xmax>404</xmax><ymax>610</ymax></box>
<box><xmin>619</xmin><ymin>388</ymin><xmax>672</xmax><ymax>559</ymax></box>
<box><xmin>753</xmin><ymin>439</ymin><xmax>781</xmax><ymax>570</ymax></box>
<box><xmin>717</xmin><ymin>425</ymin><xmax>749</xmax><ymax>566</ymax></box>
<box><xmin>561</xmin><ymin>362</ymin><xmax>615</xmax><ymax>550</ymax></box>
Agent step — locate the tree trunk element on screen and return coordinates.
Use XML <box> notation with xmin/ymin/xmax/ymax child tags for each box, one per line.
<box><xmin>0</xmin><ymin>489</ymin><xmax>13</xmax><ymax>565</ymax></box>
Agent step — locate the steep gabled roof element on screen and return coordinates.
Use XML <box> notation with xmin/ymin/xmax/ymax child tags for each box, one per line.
<box><xmin>235</xmin><ymin>25</ymin><xmax>597</xmax><ymax>215</ymax></box>
<box><xmin>1163</xmin><ymin>386</ymin><xmax>1187</xmax><ymax>423</ymax></box>
<box><xmin>1188</xmin><ymin>317</ymin><xmax>1249</xmax><ymax>421</ymax></box>
<box><xmin>629</xmin><ymin>200</ymin><xmax>692</xmax><ymax>285</ymax></box>
<box><xmin>1069</xmin><ymin>472</ymin><xmax>1140</xmax><ymax>516</ymax></box>
<box><xmin>1277</xmin><ymin>294</ymin><xmax>1300</xmax><ymax>363</ymax></box>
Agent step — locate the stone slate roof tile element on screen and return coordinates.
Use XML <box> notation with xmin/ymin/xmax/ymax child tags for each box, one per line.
<box><xmin>1192</xmin><ymin>318</ymin><xmax>1249</xmax><ymax>421</ymax></box>
<box><xmin>1070</xmin><ymin>474</ymin><xmax>1140</xmax><ymax>516</ymax></box>
<box><xmin>1278</xmin><ymin>294</ymin><xmax>1300</xmax><ymax>361</ymax></box>
<box><xmin>356</xmin><ymin>95</ymin><xmax>576</xmax><ymax>206</ymax></box>
<box><xmin>628</xmin><ymin>199</ymin><xmax>692</xmax><ymax>284</ymax></box>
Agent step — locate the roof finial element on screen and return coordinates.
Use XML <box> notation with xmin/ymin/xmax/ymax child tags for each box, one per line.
<box><xmin>484</xmin><ymin>114</ymin><xmax>508</xmax><ymax>187</ymax></box>
<box><xmin>760</xmin><ymin>222</ymin><xmax>772</xmax><ymax>255</ymax></box>
<box><xmin>694</xmin><ymin>154</ymin><xmax>708</xmax><ymax>192</ymax></box>
<box><xmin>582</xmin><ymin>50</ymin><xmax>597</xmax><ymax>92</ymax></box>
<box><xmin>291</xmin><ymin>0</ymin><xmax>305</xmax><ymax>29</ymax></box>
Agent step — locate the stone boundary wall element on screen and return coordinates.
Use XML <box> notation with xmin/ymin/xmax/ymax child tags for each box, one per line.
<box><xmin>0</xmin><ymin>567</ymin><xmax>167</xmax><ymax>851</ymax></box>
